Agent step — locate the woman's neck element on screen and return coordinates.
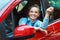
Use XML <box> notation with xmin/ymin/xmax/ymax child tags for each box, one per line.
<box><xmin>30</xmin><ymin>18</ymin><xmax>35</xmax><ymax>22</ymax></box>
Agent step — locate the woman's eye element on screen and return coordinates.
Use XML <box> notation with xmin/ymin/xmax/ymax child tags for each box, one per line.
<box><xmin>35</xmin><ymin>11</ymin><xmax>38</xmax><ymax>13</ymax></box>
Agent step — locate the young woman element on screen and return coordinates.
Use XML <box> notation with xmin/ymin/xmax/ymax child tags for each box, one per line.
<box><xmin>18</xmin><ymin>4</ymin><xmax>54</xmax><ymax>34</ymax></box>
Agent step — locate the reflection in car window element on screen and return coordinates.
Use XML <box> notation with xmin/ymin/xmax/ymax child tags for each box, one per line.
<box><xmin>0</xmin><ymin>0</ymin><xmax>10</xmax><ymax>11</ymax></box>
<box><xmin>16</xmin><ymin>1</ymin><xmax>28</xmax><ymax>12</ymax></box>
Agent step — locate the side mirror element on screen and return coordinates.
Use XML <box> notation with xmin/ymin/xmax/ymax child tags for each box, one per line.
<box><xmin>14</xmin><ymin>25</ymin><xmax>36</xmax><ymax>39</ymax></box>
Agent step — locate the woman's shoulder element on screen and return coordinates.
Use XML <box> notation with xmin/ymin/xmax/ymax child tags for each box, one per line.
<box><xmin>36</xmin><ymin>20</ymin><xmax>42</xmax><ymax>23</ymax></box>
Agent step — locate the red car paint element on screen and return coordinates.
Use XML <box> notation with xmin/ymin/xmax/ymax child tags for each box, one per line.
<box><xmin>14</xmin><ymin>25</ymin><xmax>35</xmax><ymax>37</ymax></box>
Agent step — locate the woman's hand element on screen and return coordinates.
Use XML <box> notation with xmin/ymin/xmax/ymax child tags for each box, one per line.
<box><xmin>34</xmin><ymin>27</ymin><xmax>48</xmax><ymax>35</ymax></box>
<box><xmin>39</xmin><ymin>27</ymin><xmax>48</xmax><ymax>35</ymax></box>
<box><xmin>45</xmin><ymin>7</ymin><xmax>54</xmax><ymax>18</ymax></box>
<box><xmin>41</xmin><ymin>29</ymin><xmax>48</xmax><ymax>35</ymax></box>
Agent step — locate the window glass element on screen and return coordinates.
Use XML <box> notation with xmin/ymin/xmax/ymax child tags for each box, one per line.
<box><xmin>0</xmin><ymin>0</ymin><xmax>10</xmax><ymax>11</ymax></box>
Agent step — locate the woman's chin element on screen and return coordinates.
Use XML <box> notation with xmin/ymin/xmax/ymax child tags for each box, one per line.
<box><xmin>30</xmin><ymin>16</ymin><xmax>37</xmax><ymax>20</ymax></box>
<box><xmin>30</xmin><ymin>18</ymin><xmax>36</xmax><ymax>20</ymax></box>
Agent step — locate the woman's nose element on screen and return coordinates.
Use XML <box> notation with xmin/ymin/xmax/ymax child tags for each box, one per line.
<box><xmin>32</xmin><ymin>12</ymin><xmax>35</xmax><ymax>14</ymax></box>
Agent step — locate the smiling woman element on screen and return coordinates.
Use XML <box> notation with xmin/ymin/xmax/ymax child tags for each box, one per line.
<box><xmin>18</xmin><ymin>3</ymin><xmax>54</xmax><ymax>33</ymax></box>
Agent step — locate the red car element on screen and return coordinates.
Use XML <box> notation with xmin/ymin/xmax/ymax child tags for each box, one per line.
<box><xmin>0</xmin><ymin>0</ymin><xmax>60</xmax><ymax>40</ymax></box>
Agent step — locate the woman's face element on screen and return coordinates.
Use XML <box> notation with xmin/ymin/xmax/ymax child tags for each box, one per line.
<box><xmin>28</xmin><ymin>7</ymin><xmax>40</xmax><ymax>20</ymax></box>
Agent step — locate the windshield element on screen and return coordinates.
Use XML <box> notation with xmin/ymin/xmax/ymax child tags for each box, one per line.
<box><xmin>0</xmin><ymin>0</ymin><xmax>10</xmax><ymax>11</ymax></box>
<box><xmin>0</xmin><ymin>0</ymin><xmax>10</xmax><ymax>17</ymax></box>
